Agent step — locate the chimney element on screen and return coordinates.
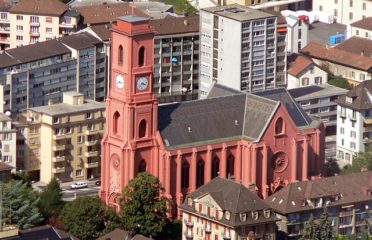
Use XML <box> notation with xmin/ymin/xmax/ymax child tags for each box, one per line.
<box><xmin>184</xmin><ymin>20</ymin><xmax>189</xmax><ymax>26</ymax></box>
<box><xmin>48</xmin><ymin>99</ymin><xmax>53</xmax><ymax>106</ymax></box>
<box><xmin>361</xmin><ymin>50</ymin><xmax>365</xmax><ymax>56</ymax></box>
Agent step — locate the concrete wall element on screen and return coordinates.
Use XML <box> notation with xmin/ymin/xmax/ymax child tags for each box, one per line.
<box><xmin>287</xmin><ymin>65</ymin><xmax>328</xmax><ymax>89</ymax></box>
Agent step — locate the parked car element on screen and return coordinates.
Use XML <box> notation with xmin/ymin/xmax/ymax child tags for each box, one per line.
<box><xmin>70</xmin><ymin>182</ymin><xmax>88</xmax><ymax>189</ymax></box>
<box><xmin>95</xmin><ymin>180</ymin><xmax>101</xmax><ymax>186</ymax></box>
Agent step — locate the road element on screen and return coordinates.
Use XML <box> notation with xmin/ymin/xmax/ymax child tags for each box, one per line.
<box><xmin>61</xmin><ymin>181</ymin><xmax>100</xmax><ymax>201</ymax></box>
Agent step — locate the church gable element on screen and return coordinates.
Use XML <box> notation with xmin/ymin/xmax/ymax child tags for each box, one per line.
<box><xmin>198</xmin><ymin>193</ymin><xmax>223</xmax><ymax>211</ymax></box>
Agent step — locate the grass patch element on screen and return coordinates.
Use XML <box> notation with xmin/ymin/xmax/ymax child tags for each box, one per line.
<box><xmin>156</xmin><ymin>0</ymin><xmax>197</xmax><ymax>16</ymax></box>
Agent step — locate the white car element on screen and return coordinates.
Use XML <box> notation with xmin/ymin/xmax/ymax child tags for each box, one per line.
<box><xmin>70</xmin><ymin>182</ymin><xmax>88</xmax><ymax>190</ymax></box>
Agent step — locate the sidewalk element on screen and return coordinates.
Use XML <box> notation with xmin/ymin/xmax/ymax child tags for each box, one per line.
<box><xmin>32</xmin><ymin>177</ymin><xmax>100</xmax><ymax>191</ymax></box>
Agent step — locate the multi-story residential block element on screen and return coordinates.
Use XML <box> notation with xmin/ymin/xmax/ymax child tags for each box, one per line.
<box><xmin>8</xmin><ymin>0</ymin><xmax>79</xmax><ymax>49</ymax></box>
<box><xmin>350</xmin><ymin>17</ymin><xmax>372</xmax><ymax>39</ymax></box>
<box><xmin>0</xmin><ymin>31</ymin><xmax>108</xmax><ymax>115</ymax></box>
<box><xmin>0</xmin><ymin>0</ymin><xmax>10</xmax><ymax>51</ymax></box>
<box><xmin>266</xmin><ymin>171</ymin><xmax>372</xmax><ymax>239</ymax></box>
<box><xmin>285</xmin><ymin>14</ymin><xmax>309</xmax><ymax>53</ymax></box>
<box><xmin>22</xmin><ymin>92</ymin><xmax>105</xmax><ymax>183</ymax></box>
<box><xmin>199</xmin><ymin>4</ymin><xmax>282</xmax><ymax>98</ymax></box>
<box><xmin>179</xmin><ymin>177</ymin><xmax>278</xmax><ymax>240</ymax></box>
<box><xmin>0</xmin><ymin>113</ymin><xmax>16</xmax><ymax>171</ymax></box>
<box><xmin>335</xmin><ymin>81</ymin><xmax>372</xmax><ymax>165</ymax></box>
<box><xmin>150</xmin><ymin>16</ymin><xmax>200</xmax><ymax>103</ymax></box>
<box><xmin>313</xmin><ymin>0</ymin><xmax>372</xmax><ymax>25</ymax></box>
<box><xmin>287</xmin><ymin>55</ymin><xmax>328</xmax><ymax>89</ymax></box>
<box><xmin>289</xmin><ymin>83</ymin><xmax>348</xmax><ymax>136</ymax></box>
<box><xmin>197</xmin><ymin>0</ymin><xmax>309</xmax><ymax>11</ymax></box>
<box><xmin>302</xmin><ymin>42</ymin><xmax>372</xmax><ymax>85</ymax></box>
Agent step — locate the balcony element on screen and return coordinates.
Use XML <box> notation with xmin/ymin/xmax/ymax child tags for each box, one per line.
<box><xmin>183</xmin><ymin>219</ymin><xmax>194</xmax><ymax>227</ymax></box>
<box><xmin>0</xmin><ymin>27</ymin><xmax>10</xmax><ymax>33</ymax></box>
<box><xmin>221</xmin><ymin>233</ymin><xmax>231</xmax><ymax>239</ymax></box>
<box><xmin>52</xmin><ymin>156</ymin><xmax>65</xmax><ymax>162</ymax></box>
<box><xmin>339</xmin><ymin>210</ymin><xmax>354</xmax><ymax>217</ymax></box>
<box><xmin>348</xmin><ymin>114</ymin><xmax>357</xmax><ymax>121</ymax></box>
<box><xmin>52</xmin><ymin>167</ymin><xmax>65</xmax><ymax>174</ymax></box>
<box><xmin>52</xmin><ymin>144</ymin><xmax>67</xmax><ymax>151</ymax></box>
<box><xmin>29</xmin><ymin>21</ymin><xmax>40</xmax><ymax>26</ymax></box>
<box><xmin>29</xmin><ymin>31</ymin><xmax>40</xmax><ymax>37</ymax></box>
<box><xmin>338</xmin><ymin>111</ymin><xmax>346</xmax><ymax>118</ymax></box>
<box><xmin>85</xmin><ymin>129</ymin><xmax>103</xmax><ymax>135</ymax></box>
<box><xmin>85</xmin><ymin>151</ymin><xmax>99</xmax><ymax>157</ymax></box>
<box><xmin>364</xmin><ymin>118</ymin><xmax>372</xmax><ymax>125</ymax></box>
<box><xmin>59</xmin><ymin>22</ymin><xmax>75</xmax><ymax>28</ymax></box>
<box><xmin>183</xmin><ymin>231</ymin><xmax>193</xmax><ymax>239</ymax></box>
<box><xmin>204</xmin><ymin>225</ymin><xmax>211</xmax><ymax>233</ymax></box>
<box><xmin>0</xmin><ymin>37</ymin><xmax>9</xmax><ymax>43</ymax></box>
<box><xmin>85</xmin><ymin>140</ymin><xmax>98</xmax><ymax>146</ymax></box>
<box><xmin>53</xmin><ymin>134</ymin><xmax>66</xmax><ymax>140</ymax></box>
<box><xmin>362</xmin><ymin>138</ymin><xmax>372</xmax><ymax>144</ymax></box>
<box><xmin>0</xmin><ymin>18</ymin><xmax>9</xmax><ymax>23</ymax></box>
<box><xmin>84</xmin><ymin>161</ymin><xmax>99</xmax><ymax>168</ymax></box>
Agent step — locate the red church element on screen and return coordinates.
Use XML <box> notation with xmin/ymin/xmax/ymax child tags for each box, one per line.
<box><xmin>100</xmin><ymin>15</ymin><xmax>325</xmax><ymax>216</ymax></box>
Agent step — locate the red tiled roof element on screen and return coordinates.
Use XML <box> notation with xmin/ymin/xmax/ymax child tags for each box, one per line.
<box><xmin>334</xmin><ymin>36</ymin><xmax>372</xmax><ymax>58</ymax></box>
<box><xmin>10</xmin><ymin>0</ymin><xmax>67</xmax><ymax>16</ymax></box>
<box><xmin>0</xmin><ymin>161</ymin><xmax>13</xmax><ymax>172</ymax></box>
<box><xmin>301</xmin><ymin>42</ymin><xmax>372</xmax><ymax>71</ymax></box>
<box><xmin>74</xmin><ymin>3</ymin><xmax>149</xmax><ymax>25</ymax></box>
<box><xmin>287</xmin><ymin>55</ymin><xmax>314</xmax><ymax>77</ymax></box>
<box><xmin>351</xmin><ymin>17</ymin><xmax>372</xmax><ymax>31</ymax></box>
<box><xmin>149</xmin><ymin>15</ymin><xmax>199</xmax><ymax>36</ymax></box>
<box><xmin>0</xmin><ymin>0</ymin><xmax>9</xmax><ymax>8</ymax></box>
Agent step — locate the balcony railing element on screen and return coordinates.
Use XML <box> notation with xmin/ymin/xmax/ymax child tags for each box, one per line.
<box><xmin>221</xmin><ymin>233</ymin><xmax>231</xmax><ymax>239</ymax></box>
<box><xmin>52</xmin><ymin>156</ymin><xmax>65</xmax><ymax>162</ymax></box>
<box><xmin>29</xmin><ymin>21</ymin><xmax>40</xmax><ymax>26</ymax></box>
<box><xmin>85</xmin><ymin>151</ymin><xmax>99</xmax><ymax>157</ymax></box>
<box><xmin>53</xmin><ymin>134</ymin><xmax>66</xmax><ymax>140</ymax></box>
<box><xmin>85</xmin><ymin>140</ymin><xmax>98</xmax><ymax>146</ymax></box>
<box><xmin>204</xmin><ymin>225</ymin><xmax>211</xmax><ymax>233</ymax></box>
<box><xmin>52</xmin><ymin>167</ymin><xmax>65</xmax><ymax>173</ymax></box>
<box><xmin>183</xmin><ymin>231</ymin><xmax>193</xmax><ymax>239</ymax></box>
<box><xmin>84</xmin><ymin>162</ymin><xmax>99</xmax><ymax>168</ymax></box>
<box><xmin>183</xmin><ymin>219</ymin><xmax>194</xmax><ymax>227</ymax></box>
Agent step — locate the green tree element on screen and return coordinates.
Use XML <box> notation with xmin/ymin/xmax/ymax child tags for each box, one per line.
<box><xmin>11</xmin><ymin>172</ymin><xmax>32</xmax><ymax>187</ymax></box>
<box><xmin>1</xmin><ymin>180</ymin><xmax>43</xmax><ymax>229</ymax></box>
<box><xmin>321</xmin><ymin>63</ymin><xmax>351</xmax><ymax>90</ymax></box>
<box><xmin>325</xmin><ymin>158</ymin><xmax>341</xmax><ymax>177</ymax></box>
<box><xmin>60</xmin><ymin>196</ymin><xmax>107</xmax><ymax>240</ymax></box>
<box><xmin>300</xmin><ymin>216</ymin><xmax>317</xmax><ymax>240</ymax></box>
<box><xmin>120</xmin><ymin>172</ymin><xmax>170</xmax><ymax>237</ymax></box>
<box><xmin>342</xmin><ymin>150</ymin><xmax>372</xmax><ymax>174</ymax></box>
<box><xmin>38</xmin><ymin>178</ymin><xmax>64</xmax><ymax>221</ymax></box>
<box><xmin>316</xmin><ymin>207</ymin><xmax>333</xmax><ymax>240</ymax></box>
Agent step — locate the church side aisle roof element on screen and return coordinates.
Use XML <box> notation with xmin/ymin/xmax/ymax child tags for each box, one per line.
<box><xmin>158</xmin><ymin>87</ymin><xmax>316</xmax><ymax>149</ymax></box>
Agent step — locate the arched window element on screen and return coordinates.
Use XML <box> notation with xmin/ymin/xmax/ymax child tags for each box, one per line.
<box><xmin>113</xmin><ymin>111</ymin><xmax>120</xmax><ymax>135</ymax></box>
<box><xmin>196</xmin><ymin>158</ymin><xmax>205</xmax><ymax>187</ymax></box>
<box><xmin>275</xmin><ymin>117</ymin><xmax>284</xmax><ymax>135</ymax></box>
<box><xmin>181</xmin><ymin>161</ymin><xmax>190</xmax><ymax>188</ymax></box>
<box><xmin>139</xmin><ymin>119</ymin><xmax>147</xmax><ymax>138</ymax></box>
<box><xmin>138</xmin><ymin>46</ymin><xmax>145</xmax><ymax>67</ymax></box>
<box><xmin>211</xmin><ymin>156</ymin><xmax>220</xmax><ymax>179</ymax></box>
<box><xmin>227</xmin><ymin>155</ymin><xmax>235</xmax><ymax>178</ymax></box>
<box><xmin>138</xmin><ymin>159</ymin><xmax>146</xmax><ymax>173</ymax></box>
<box><xmin>118</xmin><ymin>45</ymin><xmax>123</xmax><ymax>65</ymax></box>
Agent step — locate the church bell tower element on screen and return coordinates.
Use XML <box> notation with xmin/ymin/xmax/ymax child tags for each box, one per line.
<box><xmin>100</xmin><ymin>16</ymin><xmax>158</xmax><ymax>209</ymax></box>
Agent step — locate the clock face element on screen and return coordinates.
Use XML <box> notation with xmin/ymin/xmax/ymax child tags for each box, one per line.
<box><xmin>136</xmin><ymin>76</ymin><xmax>148</xmax><ymax>91</ymax></box>
<box><xmin>115</xmin><ymin>74</ymin><xmax>124</xmax><ymax>89</ymax></box>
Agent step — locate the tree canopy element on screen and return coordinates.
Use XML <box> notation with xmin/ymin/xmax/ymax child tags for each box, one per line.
<box><xmin>300</xmin><ymin>208</ymin><xmax>333</xmax><ymax>240</ymax></box>
<box><xmin>38</xmin><ymin>177</ymin><xmax>64</xmax><ymax>221</ymax></box>
<box><xmin>342</xmin><ymin>150</ymin><xmax>372</xmax><ymax>174</ymax></box>
<box><xmin>0</xmin><ymin>180</ymin><xmax>43</xmax><ymax>229</ymax></box>
<box><xmin>120</xmin><ymin>172</ymin><xmax>170</xmax><ymax>236</ymax></box>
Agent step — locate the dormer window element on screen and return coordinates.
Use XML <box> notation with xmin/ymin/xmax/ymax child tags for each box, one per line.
<box><xmin>225</xmin><ymin>211</ymin><xmax>231</xmax><ymax>220</ymax></box>
<box><xmin>264</xmin><ymin>209</ymin><xmax>271</xmax><ymax>218</ymax></box>
<box><xmin>188</xmin><ymin>198</ymin><xmax>193</xmax><ymax>206</ymax></box>
<box><xmin>346</xmin><ymin>96</ymin><xmax>353</xmax><ymax>103</ymax></box>
<box><xmin>240</xmin><ymin>213</ymin><xmax>247</xmax><ymax>222</ymax></box>
<box><xmin>252</xmin><ymin>211</ymin><xmax>259</xmax><ymax>220</ymax></box>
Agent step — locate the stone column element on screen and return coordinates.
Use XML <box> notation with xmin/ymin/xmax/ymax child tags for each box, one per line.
<box><xmin>176</xmin><ymin>151</ymin><xmax>183</xmax><ymax>218</ymax></box>
<box><xmin>165</xmin><ymin>154</ymin><xmax>171</xmax><ymax>196</ymax></box>
<box><xmin>220</xmin><ymin>144</ymin><xmax>227</xmax><ymax>178</ymax></box>
<box><xmin>302</xmin><ymin>137</ymin><xmax>309</xmax><ymax>181</ymax></box>
<box><xmin>190</xmin><ymin>149</ymin><xmax>197</xmax><ymax>192</ymax></box>
<box><xmin>291</xmin><ymin>139</ymin><xmax>297</xmax><ymax>182</ymax></box>
<box><xmin>205</xmin><ymin>146</ymin><xmax>212</xmax><ymax>183</ymax></box>
<box><xmin>236</xmin><ymin>144</ymin><xmax>242</xmax><ymax>182</ymax></box>
<box><xmin>129</xmin><ymin>149</ymin><xmax>135</xmax><ymax>180</ymax></box>
<box><xmin>251</xmin><ymin>147</ymin><xmax>257</xmax><ymax>184</ymax></box>
<box><xmin>262</xmin><ymin>145</ymin><xmax>268</xmax><ymax>198</ymax></box>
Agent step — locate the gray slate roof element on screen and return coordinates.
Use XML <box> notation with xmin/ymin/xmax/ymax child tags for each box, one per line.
<box><xmin>180</xmin><ymin>177</ymin><xmax>278</xmax><ymax>227</ymax></box>
<box><xmin>59</xmin><ymin>32</ymin><xmax>102</xmax><ymax>50</ymax></box>
<box><xmin>335</xmin><ymin>80</ymin><xmax>372</xmax><ymax>110</ymax></box>
<box><xmin>158</xmin><ymin>93</ymin><xmax>278</xmax><ymax>148</ymax></box>
<box><xmin>30</xmin><ymin>100</ymin><xmax>105</xmax><ymax>116</ymax></box>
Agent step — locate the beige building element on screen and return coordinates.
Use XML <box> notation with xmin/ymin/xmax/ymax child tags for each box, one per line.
<box><xmin>350</xmin><ymin>17</ymin><xmax>372</xmax><ymax>39</ymax></box>
<box><xmin>0</xmin><ymin>113</ymin><xmax>17</xmax><ymax>172</ymax></box>
<box><xmin>6</xmin><ymin>0</ymin><xmax>79</xmax><ymax>49</ymax></box>
<box><xmin>179</xmin><ymin>177</ymin><xmax>278</xmax><ymax>240</ymax></box>
<box><xmin>20</xmin><ymin>92</ymin><xmax>105</xmax><ymax>183</ymax></box>
<box><xmin>313</xmin><ymin>0</ymin><xmax>372</xmax><ymax>25</ymax></box>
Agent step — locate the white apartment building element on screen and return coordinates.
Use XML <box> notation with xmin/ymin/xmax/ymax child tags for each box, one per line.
<box><xmin>4</xmin><ymin>0</ymin><xmax>79</xmax><ymax>49</ymax></box>
<box><xmin>335</xmin><ymin>81</ymin><xmax>372</xmax><ymax>165</ymax></box>
<box><xmin>285</xmin><ymin>14</ymin><xmax>309</xmax><ymax>53</ymax></box>
<box><xmin>199</xmin><ymin>4</ymin><xmax>281</xmax><ymax>98</ymax></box>
<box><xmin>313</xmin><ymin>0</ymin><xmax>372</xmax><ymax>25</ymax></box>
<box><xmin>0</xmin><ymin>113</ymin><xmax>17</xmax><ymax>172</ymax></box>
<box><xmin>350</xmin><ymin>17</ymin><xmax>372</xmax><ymax>39</ymax></box>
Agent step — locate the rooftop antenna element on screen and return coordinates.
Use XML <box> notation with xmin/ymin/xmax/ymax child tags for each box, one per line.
<box><xmin>131</xmin><ymin>2</ymin><xmax>135</xmax><ymax>16</ymax></box>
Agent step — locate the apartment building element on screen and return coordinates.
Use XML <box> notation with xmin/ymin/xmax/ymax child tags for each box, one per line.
<box><xmin>8</xmin><ymin>0</ymin><xmax>79</xmax><ymax>49</ymax></box>
<box><xmin>0</xmin><ymin>31</ymin><xmax>108</xmax><ymax>115</ymax></box>
<box><xmin>179</xmin><ymin>177</ymin><xmax>278</xmax><ymax>240</ymax></box>
<box><xmin>285</xmin><ymin>14</ymin><xmax>309</xmax><ymax>53</ymax></box>
<box><xmin>313</xmin><ymin>0</ymin><xmax>372</xmax><ymax>25</ymax></box>
<box><xmin>22</xmin><ymin>92</ymin><xmax>105</xmax><ymax>183</ymax></box>
<box><xmin>289</xmin><ymin>83</ymin><xmax>347</xmax><ymax>136</ymax></box>
<box><xmin>0</xmin><ymin>0</ymin><xmax>10</xmax><ymax>51</ymax></box>
<box><xmin>335</xmin><ymin>81</ymin><xmax>372</xmax><ymax>165</ymax></box>
<box><xmin>0</xmin><ymin>161</ymin><xmax>12</xmax><ymax>182</ymax></box>
<box><xmin>266</xmin><ymin>171</ymin><xmax>372</xmax><ymax>239</ymax></box>
<box><xmin>199</xmin><ymin>4</ymin><xmax>282</xmax><ymax>98</ymax></box>
<box><xmin>302</xmin><ymin>41</ymin><xmax>372</xmax><ymax>85</ymax></box>
<box><xmin>350</xmin><ymin>17</ymin><xmax>372</xmax><ymax>39</ymax></box>
<box><xmin>0</xmin><ymin>113</ymin><xmax>16</xmax><ymax>171</ymax></box>
<box><xmin>150</xmin><ymin>16</ymin><xmax>200</xmax><ymax>103</ymax></box>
